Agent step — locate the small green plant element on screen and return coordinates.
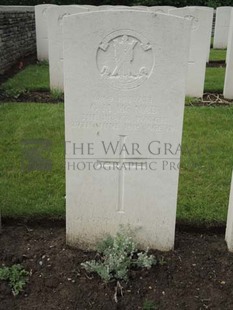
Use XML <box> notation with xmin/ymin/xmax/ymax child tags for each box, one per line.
<box><xmin>3</xmin><ymin>87</ymin><xmax>26</xmax><ymax>98</ymax></box>
<box><xmin>143</xmin><ymin>299</ymin><xmax>158</xmax><ymax>310</ymax></box>
<box><xmin>158</xmin><ymin>256</ymin><xmax>167</xmax><ymax>266</ymax></box>
<box><xmin>0</xmin><ymin>264</ymin><xmax>29</xmax><ymax>296</ymax></box>
<box><xmin>81</xmin><ymin>227</ymin><xmax>156</xmax><ymax>282</ymax></box>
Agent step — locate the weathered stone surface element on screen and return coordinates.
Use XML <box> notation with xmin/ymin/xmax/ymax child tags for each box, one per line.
<box><xmin>226</xmin><ymin>8</ymin><xmax>233</xmax><ymax>64</ymax></box>
<box><xmin>213</xmin><ymin>6</ymin><xmax>232</xmax><ymax>49</ymax></box>
<box><xmin>224</xmin><ymin>11</ymin><xmax>233</xmax><ymax>99</ymax></box>
<box><xmin>187</xmin><ymin>6</ymin><xmax>214</xmax><ymax>62</ymax></box>
<box><xmin>35</xmin><ymin>4</ymin><xmax>55</xmax><ymax>61</ymax></box>
<box><xmin>47</xmin><ymin>5</ymin><xmax>88</xmax><ymax>91</ymax></box>
<box><xmin>170</xmin><ymin>7</ymin><xmax>210</xmax><ymax>97</ymax></box>
<box><xmin>150</xmin><ymin>6</ymin><xmax>176</xmax><ymax>13</ymax></box>
<box><xmin>64</xmin><ymin>11</ymin><xmax>191</xmax><ymax>251</ymax></box>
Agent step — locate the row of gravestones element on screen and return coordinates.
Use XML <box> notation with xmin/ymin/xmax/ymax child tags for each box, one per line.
<box><xmin>35</xmin><ymin>5</ymin><xmax>233</xmax><ymax>99</ymax></box>
<box><xmin>33</xmin><ymin>5</ymin><xmax>233</xmax><ymax>252</ymax></box>
<box><xmin>36</xmin><ymin>5</ymin><xmax>212</xmax><ymax>99</ymax></box>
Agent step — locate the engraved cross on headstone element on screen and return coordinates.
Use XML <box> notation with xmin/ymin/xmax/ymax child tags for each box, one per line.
<box><xmin>117</xmin><ymin>134</ymin><xmax>127</xmax><ymax>213</ymax></box>
<box><xmin>98</xmin><ymin>135</ymin><xmax>127</xmax><ymax>214</ymax></box>
<box><xmin>99</xmin><ymin>135</ymin><xmax>147</xmax><ymax>214</ymax></box>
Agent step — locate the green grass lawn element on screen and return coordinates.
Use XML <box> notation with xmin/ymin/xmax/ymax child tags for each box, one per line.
<box><xmin>0</xmin><ymin>63</ymin><xmax>49</xmax><ymax>96</ymax></box>
<box><xmin>204</xmin><ymin>67</ymin><xmax>225</xmax><ymax>93</ymax></box>
<box><xmin>0</xmin><ymin>103</ymin><xmax>65</xmax><ymax>218</ymax></box>
<box><xmin>178</xmin><ymin>107</ymin><xmax>233</xmax><ymax>224</ymax></box>
<box><xmin>204</xmin><ymin>48</ymin><xmax>226</xmax><ymax>94</ymax></box>
<box><xmin>0</xmin><ymin>103</ymin><xmax>233</xmax><ymax>224</ymax></box>
<box><xmin>209</xmin><ymin>49</ymin><xmax>226</xmax><ymax>62</ymax></box>
<box><xmin>0</xmin><ymin>61</ymin><xmax>227</xmax><ymax>98</ymax></box>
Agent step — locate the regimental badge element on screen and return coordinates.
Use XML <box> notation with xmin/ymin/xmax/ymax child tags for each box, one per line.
<box><xmin>96</xmin><ymin>30</ymin><xmax>154</xmax><ymax>90</ymax></box>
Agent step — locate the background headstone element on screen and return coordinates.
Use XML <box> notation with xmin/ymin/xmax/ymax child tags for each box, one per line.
<box><xmin>226</xmin><ymin>8</ymin><xmax>233</xmax><ymax>64</ymax></box>
<box><xmin>223</xmin><ymin>15</ymin><xmax>233</xmax><ymax>99</ymax></box>
<box><xmin>188</xmin><ymin>6</ymin><xmax>214</xmax><ymax>62</ymax></box>
<box><xmin>94</xmin><ymin>6</ymin><xmax>148</xmax><ymax>11</ymax></box>
<box><xmin>64</xmin><ymin>11</ymin><xmax>191</xmax><ymax>251</ymax></box>
<box><xmin>149</xmin><ymin>6</ymin><xmax>176</xmax><ymax>13</ymax></box>
<box><xmin>225</xmin><ymin>171</ymin><xmax>233</xmax><ymax>251</ymax></box>
<box><xmin>47</xmin><ymin>5</ymin><xmax>88</xmax><ymax>91</ymax></box>
<box><xmin>35</xmin><ymin>4</ymin><xmax>55</xmax><ymax>61</ymax></box>
<box><xmin>213</xmin><ymin>6</ymin><xmax>232</xmax><ymax>49</ymax></box>
<box><xmin>82</xmin><ymin>5</ymin><xmax>97</xmax><ymax>10</ymax></box>
<box><xmin>170</xmin><ymin>7</ymin><xmax>210</xmax><ymax>97</ymax></box>
<box><xmin>132</xmin><ymin>6</ymin><xmax>148</xmax><ymax>10</ymax></box>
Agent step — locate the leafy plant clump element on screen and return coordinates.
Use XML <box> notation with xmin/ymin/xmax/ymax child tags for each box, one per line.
<box><xmin>2</xmin><ymin>87</ymin><xmax>26</xmax><ymax>99</ymax></box>
<box><xmin>81</xmin><ymin>227</ymin><xmax>156</xmax><ymax>282</ymax></box>
<box><xmin>0</xmin><ymin>264</ymin><xmax>30</xmax><ymax>296</ymax></box>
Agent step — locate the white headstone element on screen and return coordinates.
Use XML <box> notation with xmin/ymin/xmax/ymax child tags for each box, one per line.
<box><xmin>150</xmin><ymin>6</ymin><xmax>176</xmax><ymax>14</ymax></box>
<box><xmin>97</xmin><ymin>5</ymin><xmax>114</xmax><ymax>10</ymax></box>
<box><xmin>82</xmin><ymin>5</ymin><xmax>97</xmax><ymax>10</ymax></box>
<box><xmin>107</xmin><ymin>6</ymin><xmax>148</xmax><ymax>11</ymax></box>
<box><xmin>223</xmin><ymin>14</ymin><xmax>233</xmax><ymax>99</ymax></box>
<box><xmin>90</xmin><ymin>6</ymin><xmax>148</xmax><ymax>11</ymax></box>
<box><xmin>170</xmin><ymin>7</ymin><xmax>209</xmax><ymax>97</ymax></box>
<box><xmin>35</xmin><ymin>4</ymin><xmax>55</xmax><ymax>61</ymax></box>
<box><xmin>204</xmin><ymin>8</ymin><xmax>214</xmax><ymax>62</ymax></box>
<box><xmin>47</xmin><ymin>5</ymin><xmax>88</xmax><ymax>91</ymax></box>
<box><xmin>186</xmin><ymin>7</ymin><xmax>214</xmax><ymax>62</ymax></box>
<box><xmin>64</xmin><ymin>10</ymin><xmax>191</xmax><ymax>251</ymax></box>
<box><xmin>213</xmin><ymin>6</ymin><xmax>232</xmax><ymax>49</ymax></box>
<box><xmin>132</xmin><ymin>6</ymin><xmax>148</xmax><ymax>9</ymax></box>
<box><xmin>226</xmin><ymin>9</ymin><xmax>233</xmax><ymax>64</ymax></box>
<box><xmin>225</xmin><ymin>171</ymin><xmax>233</xmax><ymax>251</ymax></box>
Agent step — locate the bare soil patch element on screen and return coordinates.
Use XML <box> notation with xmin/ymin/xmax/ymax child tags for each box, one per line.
<box><xmin>1</xmin><ymin>224</ymin><xmax>233</xmax><ymax>310</ymax></box>
<box><xmin>207</xmin><ymin>61</ymin><xmax>226</xmax><ymax>68</ymax></box>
